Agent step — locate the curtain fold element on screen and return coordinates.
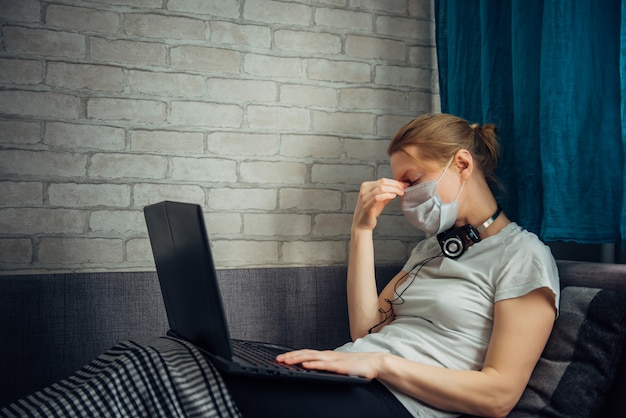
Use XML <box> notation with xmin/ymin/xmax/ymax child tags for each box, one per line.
<box><xmin>435</xmin><ymin>0</ymin><xmax>625</xmax><ymax>246</ymax></box>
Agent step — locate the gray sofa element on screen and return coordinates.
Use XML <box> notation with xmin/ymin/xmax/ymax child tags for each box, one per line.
<box><xmin>1</xmin><ymin>261</ymin><xmax>625</xmax><ymax>416</ymax></box>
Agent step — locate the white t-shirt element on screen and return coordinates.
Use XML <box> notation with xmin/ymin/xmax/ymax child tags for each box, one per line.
<box><xmin>335</xmin><ymin>222</ymin><xmax>560</xmax><ymax>417</ymax></box>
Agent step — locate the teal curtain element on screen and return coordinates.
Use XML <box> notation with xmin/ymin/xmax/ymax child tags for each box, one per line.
<box><xmin>435</xmin><ymin>0</ymin><xmax>626</xmax><ymax>246</ymax></box>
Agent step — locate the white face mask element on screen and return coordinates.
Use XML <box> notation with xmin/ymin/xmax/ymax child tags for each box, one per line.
<box><xmin>400</xmin><ymin>158</ymin><xmax>464</xmax><ymax>235</ymax></box>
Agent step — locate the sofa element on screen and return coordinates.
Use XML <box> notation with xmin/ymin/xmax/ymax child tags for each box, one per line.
<box><xmin>1</xmin><ymin>260</ymin><xmax>625</xmax><ymax>416</ymax></box>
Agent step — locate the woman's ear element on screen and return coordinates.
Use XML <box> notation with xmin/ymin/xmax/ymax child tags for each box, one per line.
<box><xmin>454</xmin><ymin>149</ymin><xmax>473</xmax><ymax>179</ymax></box>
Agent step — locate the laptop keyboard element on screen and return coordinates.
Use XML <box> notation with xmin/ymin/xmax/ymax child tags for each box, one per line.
<box><xmin>231</xmin><ymin>339</ymin><xmax>304</xmax><ymax>371</ymax></box>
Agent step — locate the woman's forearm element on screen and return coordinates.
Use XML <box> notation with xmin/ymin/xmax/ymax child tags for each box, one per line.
<box><xmin>346</xmin><ymin>228</ymin><xmax>383</xmax><ymax>340</ymax></box>
<box><xmin>378</xmin><ymin>355</ymin><xmax>517</xmax><ymax>418</ymax></box>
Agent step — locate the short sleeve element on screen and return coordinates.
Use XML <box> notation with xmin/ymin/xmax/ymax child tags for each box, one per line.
<box><xmin>494</xmin><ymin>235</ymin><xmax>560</xmax><ymax>313</ymax></box>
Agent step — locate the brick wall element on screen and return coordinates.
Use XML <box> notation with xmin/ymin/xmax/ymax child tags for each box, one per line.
<box><xmin>0</xmin><ymin>0</ymin><xmax>437</xmax><ymax>273</ymax></box>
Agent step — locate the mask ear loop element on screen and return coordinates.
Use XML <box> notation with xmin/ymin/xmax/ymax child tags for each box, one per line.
<box><xmin>367</xmin><ymin>252</ymin><xmax>443</xmax><ymax>334</ymax></box>
<box><xmin>435</xmin><ymin>157</ymin><xmax>455</xmax><ymax>184</ymax></box>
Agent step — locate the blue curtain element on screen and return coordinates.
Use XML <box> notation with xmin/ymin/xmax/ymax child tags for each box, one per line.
<box><xmin>435</xmin><ymin>0</ymin><xmax>626</xmax><ymax>246</ymax></box>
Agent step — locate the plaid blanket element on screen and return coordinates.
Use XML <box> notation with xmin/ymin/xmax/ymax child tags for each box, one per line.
<box><xmin>1</xmin><ymin>337</ymin><xmax>241</xmax><ymax>417</ymax></box>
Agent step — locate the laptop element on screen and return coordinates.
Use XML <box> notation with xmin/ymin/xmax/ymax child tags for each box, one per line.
<box><xmin>143</xmin><ymin>200</ymin><xmax>370</xmax><ymax>384</ymax></box>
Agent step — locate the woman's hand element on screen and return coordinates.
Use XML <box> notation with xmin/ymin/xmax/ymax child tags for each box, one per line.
<box><xmin>276</xmin><ymin>349</ymin><xmax>387</xmax><ymax>380</ymax></box>
<box><xmin>352</xmin><ymin>178</ymin><xmax>407</xmax><ymax>231</ymax></box>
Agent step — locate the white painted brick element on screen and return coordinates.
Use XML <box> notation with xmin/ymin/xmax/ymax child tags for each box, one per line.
<box><xmin>376</xmin><ymin>16</ymin><xmax>432</xmax><ymax>40</ymax></box>
<box><xmin>167</xmin><ymin>0</ymin><xmax>240</xmax><ymax>19</ymax></box>
<box><xmin>409</xmin><ymin>91</ymin><xmax>435</xmax><ymax>114</ymax></box>
<box><xmin>133</xmin><ymin>183</ymin><xmax>206</xmax><ymax>207</ymax></box>
<box><xmin>125</xmin><ymin>13</ymin><xmax>205</xmax><ymax>40</ymax></box>
<box><xmin>280</xmin><ymin>135</ymin><xmax>341</xmax><ymax>159</ymax></box>
<box><xmin>346</xmin><ymin>191</ymin><xmax>359</xmax><ymax>212</ymax></box>
<box><xmin>0</xmin><ymin>150</ymin><xmax>86</xmax><ymax>178</ymax></box>
<box><xmin>207</xmin><ymin>78</ymin><xmax>277</xmax><ymax>103</ymax></box>
<box><xmin>409</xmin><ymin>45</ymin><xmax>436</xmax><ymax>67</ymax></box>
<box><xmin>373</xmin><ymin>239</ymin><xmax>409</xmax><ymax>262</ymax></box>
<box><xmin>210</xmin><ymin>21</ymin><xmax>271</xmax><ymax>48</ymax></box>
<box><xmin>126</xmin><ymin>237</ymin><xmax>153</xmax><ymax>263</ymax></box>
<box><xmin>340</xmin><ymin>87</ymin><xmax>405</xmax><ymax>110</ymax></box>
<box><xmin>3</xmin><ymin>27</ymin><xmax>85</xmax><ymax>59</ymax></box>
<box><xmin>378</xmin><ymin>163</ymin><xmax>393</xmax><ymax>181</ymax></box>
<box><xmin>279</xmin><ymin>188</ymin><xmax>342</xmax><ymax>211</ymax></box>
<box><xmin>280</xmin><ymin>84</ymin><xmax>337</xmax><ymax>107</ymax></box>
<box><xmin>0</xmin><ymin>208</ymin><xmax>86</xmax><ymax>234</ymax></box>
<box><xmin>90</xmin><ymin>210</ymin><xmax>145</xmax><ymax>233</ymax></box>
<box><xmin>170</xmin><ymin>101</ymin><xmax>243</xmax><ymax>127</ymax></box>
<box><xmin>47</xmin><ymin>62</ymin><xmax>124</xmax><ymax>92</ymax></box>
<box><xmin>207</xmin><ymin>132</ymin><xmax>278</xmax><ymax>156</ymax></box>
<box><xmin>244</xmin><ymin>54</ymin><xmax>304</xmax><ymax>79</ymax></box>
<box><xmin>314</xmin><ymin>8</ymin><xmax>372</xmax><ymax>32</ymax></box>
<box><xmin>244</xmin><ymin>214</ymin><xmax>311</xmax><ymax>236</ymax></box>
<box><xmin>432</xmin><ymin>69</ymin><xmax>439</xmax><ymax>94</ymax></box>
<box><xmin>350</xmin><ymin>0</ymin><xmax>406</xmax><ymax>13</ymax></box>
<box><xmin>208</xmin><ymin>188</ymin><xmax>277</xmax><ymax>210</ymax></box>
<box><xmin>0</xmin><ymin>58</ymin><xmax>43</xmax><ymax>85</ymax></box>
<box><xmin>281</xmin><ymin>240</ymin><xmax>346</xmax><ymax>264</ymax></box>
<box><xmin>345</xmin><ymin>35</ymin><xmax>405</xmax><ymax>61</ymax></box>
<box><xmin>130</xmin><ymin>130</ymin><xmax>205</xmax><ymax>154</ymax></box>
<box><xmin>375</xmin><ymin>65</ymin><xmax>431</xmax><ymax>89</ymax></box>
<box><xmin>46</xmin><ymin>5</ymin><xmax>119</xmax><ymax>34</ymax></box>
<box><xmin>170</xmin><ymin>46</ymin><xmax>240</xmax><ymax>74</ymax></box>
<box><xmin>240</xmin><ymin>161</ymin><xmax>307</xmax><ymax>184</ymax></box>
<box><xmin>0</xmin><ymin>120</ymin><xmax>41</xmax><ymax>144</ymax></box>
<box><xmin>130</xmin><ymin>70</ymin><xmax>204</xmax><ymax>97</ymax></box>
<box><xmin>307</xmin><ymin>59</ymin><xmax>371</xmax><ymax>83</ymax></box>
<box><xmin>409</xmin><ymin>0</ymin><xmax>433</xmax><ymax>19</ymax></box>
<box><xmin>170</xmin><ymin>157</ymin><xmax>237</xmax><ymax>183</ymax></box>
<box><xmin>377</xmin><ymin>114</ymin><xmax>414</xmax><ymax>137</ymax></box>
<box><xmin>247</xmin><ymin>105</ymin><xmax>310</xmax><ymax>131</ymax></box>
<box><xmin>344</xmin><ymin>138</ymin><xmax>388</xmax><ymax>161</ymax></box>
<box><xmin>431</xmin><ymin>93</ymin><xmax>441</xmax><ymax>113</ymax></box>
<box><xmin>89</xmin><ymin>0</ymin><xmax>161</xmax><ymax>8</ymax></box>
<box><xmin>0</xmin><ymin>91</ymin><xmax>80</xmax><ymax>119</ymax></box>
<box><xmin>204</xmin><ymin>212</ymin><xmax>241</xmax><ymax>235</ymax></box>
<box><xmin>0</xmin><ymin>182</ymin><xmax>43</xmax><ymax>205</ymax></box>
<box><xmin>46</xmin><ymin>122</ymin><xmax>126</xmax><ymax>151</ymax></box>
<box><xmin>91</xmin><ymin>37</ymin><xmax>166</xmax><ymax>67</ymax></box>
<box><xmin>0</xmin><ymin>239</ymin><xmax>32</xmax><ymax>263</ymax></box>
<box><xmin>211</xmin><ymin>240</ymin><xmax>279</xmax><ymax>265</ymax></box>
<box><xmin>376</xmin><ymin>214</ymin><xmax>421</xmax><ymax>237</ymax></box>
<box><xmin>308</xmin><ymin>0</ymin><xmax>347</xmax><ymax>5</ymax></box>
<box><xmin>0</xmin><ymin>0</ymin><xmax>40</xmax><ymax>23</ymax></box>
<box><xmin>312</xmin><ymin>213</ymin><xmax>352</xmax><ymax>236</ymax></box>
<box><xmin>48</xmin><ymin>183</ymin><xmax>131</xmax><ymax>207</ymax></box>
<box><xmin>312</xmin><ymin>110</ymin><xmax>374</xmax><ymax>135</ymax></box>
<box><xmin>89</xmin><ymin>153</ymin><xmax>168</xmax><ymax>179</ymax></box>
<box><xmin>244</xmin><ymin>0</ymin><xmax>311</xmax><ymax>26</ymax></box>
<box><xmin>311</xmin><ymin>163</ymin><xmax>374</xmax><ymax>185</ymax></box>
<box><xmin>39</xmin><ymin>238</ymin><xmax>123</xmax><ymax>264</ymax></box>
<box><xmin>275</xmin><ymin>30</ymin><xmax>341</xmax><ymax>54</ymax></box>
<box><xmin>0</xmin><ymin>0</ymin><xmax>437</xmax><ymax>273</ymax></box>
<box><xmin>87</xmin><ymin>98</ymin><xmax>166</xmax><ymax>123</ymax></box>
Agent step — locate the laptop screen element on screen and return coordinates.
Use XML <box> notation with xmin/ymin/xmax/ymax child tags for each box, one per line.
<box><xmin>144</xmin><ymin>201</ymin><xmax>233</xmax><ymax>360</ymax></box>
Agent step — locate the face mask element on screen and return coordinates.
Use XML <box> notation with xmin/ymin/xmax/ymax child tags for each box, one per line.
<box><xmin>400</xmin><ymin>159</ymin><xmax>464</xmax><ymax>235</ymax></box>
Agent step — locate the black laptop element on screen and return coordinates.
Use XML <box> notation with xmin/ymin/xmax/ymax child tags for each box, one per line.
<box><xmin>144</xmin><ymin>200</ymin><xmax>370</xmax><ymax>384</ymax></box>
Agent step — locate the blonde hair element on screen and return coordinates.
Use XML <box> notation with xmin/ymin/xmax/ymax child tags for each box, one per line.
<box><xmin>388</xmin><ymin>113</ymin><xmax>500</xmax><ymax>188</ymax></box>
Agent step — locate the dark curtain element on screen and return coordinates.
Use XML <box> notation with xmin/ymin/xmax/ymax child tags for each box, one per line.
<box><xmin>435</xmin><ymin>0</ymin><xmax>626</xmax><ymax>246</ymax></box>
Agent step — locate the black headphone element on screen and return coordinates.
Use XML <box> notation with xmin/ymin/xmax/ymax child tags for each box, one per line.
<box><xmin>437</xmin><ymin>224</ymin><xmax>480</xmax><ymax>259</ymax></box>
<box><xmin>436</xmin><ymin>206</ymin><xmax>502</xmax><ymax>259</ymax></box>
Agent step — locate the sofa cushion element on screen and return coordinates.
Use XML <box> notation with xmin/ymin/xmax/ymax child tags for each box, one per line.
<box><xmin>510</xmin><ymin>287</ymin><xmax>626</xmax><ymax>417</ymax></box>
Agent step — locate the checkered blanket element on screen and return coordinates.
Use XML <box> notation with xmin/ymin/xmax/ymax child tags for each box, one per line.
<box><xmin>0</xmin><ymin>337</ymin><xmax>242</xmax><ymax>417</ymax></box>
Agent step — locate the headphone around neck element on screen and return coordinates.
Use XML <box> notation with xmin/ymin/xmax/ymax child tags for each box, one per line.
<box><xmin>436</xmin><ymin>206</ymin><xmax>502</xmax><ymax>259</ymax></box>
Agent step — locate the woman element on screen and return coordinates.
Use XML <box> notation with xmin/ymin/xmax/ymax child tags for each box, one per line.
<box><xmin>268</xmin><ymin>113</ymin><xmax>559</xmax><ymax>417</ymax></box>
<box><xmin>3</xmin><ymin>113</ymin><xmax>559</xmax><ymax>418</ymax></box>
